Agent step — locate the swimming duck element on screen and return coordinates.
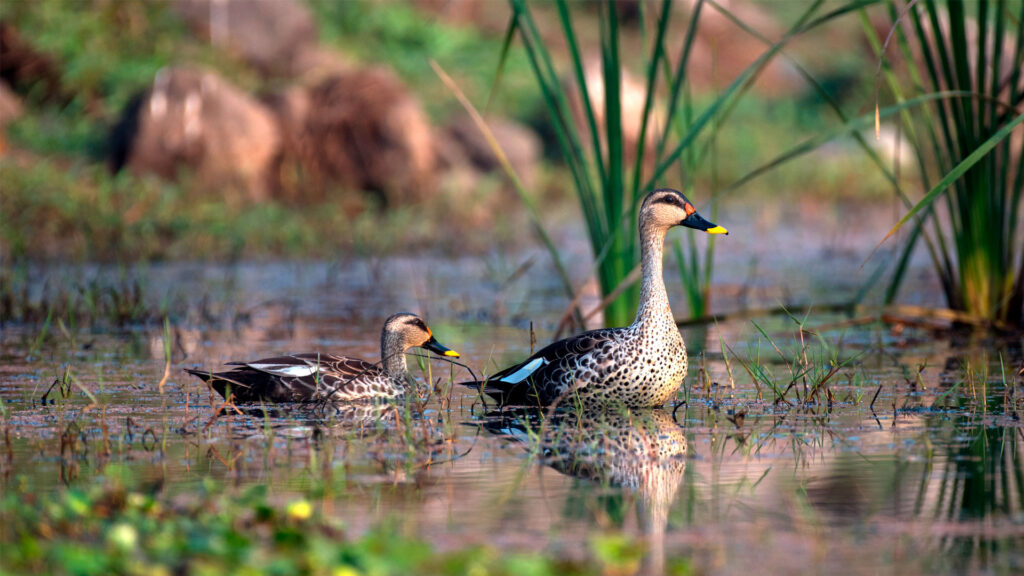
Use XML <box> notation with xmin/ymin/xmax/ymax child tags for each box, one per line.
<box><xmin>186</xmin><ymin>312</ymin><xmax>459</xmax><ymax>403</ymax></box>
<box><xmin>467</xmin><ymin>188</ymin><xmax>726</xmax><ymax>408</ymax></box>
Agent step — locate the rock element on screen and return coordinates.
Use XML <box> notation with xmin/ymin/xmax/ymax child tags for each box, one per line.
<box><xmin>0</xmin><ymin>80</ymin><xmax>24</xmax><ymax>129</ymax></box>
<box><xmin>173</xmin><ymin>0</ymin><xmax>317</xmax><ymax>78</ymax></box>
<box><xmin>0</xmin><ymin>22</ymin><xmax>65</xmax><ymax>102</ymax></box>
<box><xmin>260</xmin><ymin>85</ymin><xmax>313</xmax><ymax>202</ymax></box>
<box><xmin>443</xmin><ymin>113</ymin><xmax>542</xmax><ymax>189</ymax></box>
<box><xmin>110</xmin><ymin>67</ymin><xmax>281</xmax><ymax>201</ymax></box>
<box><xmin>268</xmin><ymin>67</ymin><xmax>438</xmax><ymax>205</ymax></box>
<box><xmin>0</xmin><ymin>80</ymin><xmax>23</xmax><ymax>156</ymax></box>
<box><xmin>289</xmin><ymin>46</ymin><xmax>356</xmax><ymax>85</ymax></box>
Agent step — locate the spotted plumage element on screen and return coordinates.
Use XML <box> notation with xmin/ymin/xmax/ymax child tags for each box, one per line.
<box><xmin>466</xmin><ymin>188</ymin><xmax>727</xmax><ymax>408</ymax></box>
<box><xmin>186</xmin><ymin>313</ymin><xmax>459</xmax><ymax>403</ymax></box>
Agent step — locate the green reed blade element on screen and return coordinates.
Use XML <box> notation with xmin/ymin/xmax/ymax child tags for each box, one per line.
<box><xmin>484</xmin><ymin>14</ymin><xmax>519</xmax><ymax>114</ymax></box>
<box><xmin>644</xmin><ymin>0</ymin><xmax>831</xmax><ymax>192</ymax></box>
<box><xmin>629</xmin><ymin>0</ymin><xmax>673</xmax><ymax>196</ymax></box>
<box><xmin>882</xmin><ymin>110</ymin><xmax>1024</xmax><ymax>241</ymax></box>
<box><xmin>555</xmin><ymin>0</ymin><xmax>606</xmax><ymax>183</ymax></box>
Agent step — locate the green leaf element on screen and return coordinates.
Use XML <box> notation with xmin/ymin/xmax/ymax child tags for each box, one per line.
<box><xmin>881</xmin><ymin>111</ymin><xmax>1024</xmax><ymax>244</ymax></box>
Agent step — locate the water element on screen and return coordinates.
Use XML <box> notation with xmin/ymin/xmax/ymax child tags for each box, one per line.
<box><xmin>1</xmin><ymin>204</ymin><xmax>1022</xmax><ymax>574</ymax></box>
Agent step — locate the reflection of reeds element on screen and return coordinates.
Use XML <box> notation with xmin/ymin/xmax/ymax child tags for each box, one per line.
<box><xmin>865</xmin><ymin>1</ymin><xmax>1024</xmax><ymax>327</ymax></box>
<box><xmin>907</xmin><ymin>391</ymin><xmax>1024</xmax><ymax>571</ymax></box>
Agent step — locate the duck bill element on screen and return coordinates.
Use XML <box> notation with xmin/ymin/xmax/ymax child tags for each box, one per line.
<box><xmin>423</xmin><ymin>336</ymin><xmax>460</xmax><ymax>358</ymax></box>
<box><xmin>681</xmin><ymin>212</ymin><xmax>728</xmax><ymax>235</ymax></box>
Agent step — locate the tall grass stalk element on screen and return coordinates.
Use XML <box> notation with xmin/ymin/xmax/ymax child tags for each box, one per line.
<box><xmin>507</xmin><ymin>0</ymin><xmax>871</xmax><ymax>326</ymax></box>
<box><xmin>869</xmin><ymin>0</ymin><xmax>1024</xmax><ymax>326</ymax></box>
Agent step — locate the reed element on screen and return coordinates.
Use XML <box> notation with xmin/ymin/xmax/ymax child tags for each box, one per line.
<box><xmin>507</xmin><ymin>0</ymin><xmax>877</xmax><ymax>325</ymax></box>
<box><xmin>867</xmin><ymin>0</ymin><xmax>1024</xmax><ymax>326</ymax></box>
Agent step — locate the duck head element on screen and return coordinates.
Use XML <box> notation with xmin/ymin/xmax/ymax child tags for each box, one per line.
<box><xmin>382</xmin><ymin>312</ymin><xmax>460</xmax><ymax>358</ymax></box>
<box><xmin>640</xmin><ymin>188</ymin><xmax>728</xmax><ymax>235</ymax></box>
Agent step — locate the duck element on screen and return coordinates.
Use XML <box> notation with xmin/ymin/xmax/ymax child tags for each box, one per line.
<box><xmin>186</xmin><ymin>312</ymin><xmax>460</xmax><ymax>403</ymax></box>
<box><xmin>465</xmin><ymin>188</ymin><xmax>726</xmax><ymax>408</ymax></box>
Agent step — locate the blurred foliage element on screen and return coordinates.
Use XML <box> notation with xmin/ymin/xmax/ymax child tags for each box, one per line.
<box><xmin>0</xmin><ymin>467</ymin><xmax>620</xmax><ymax>575</ymax></box>
<box><xmin>0</xmin><ymin>0</ymin><xmax>254</xmax><ymax>158</ymax></box>
<box><xmin>0</xmin><ymin>157</ymin><xmax>519</xmax><ymax>261</ymax></box>
<box><xmin>309</xmin><ymin>0</ymin><xmax>539</xmax><ymax>120</ymax></box>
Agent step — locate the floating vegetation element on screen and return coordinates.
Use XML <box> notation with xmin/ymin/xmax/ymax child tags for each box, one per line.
<box><xmin>0</xmin><ymin>471</ymin><xmax>606</xmax><ymax>576</ymax></box>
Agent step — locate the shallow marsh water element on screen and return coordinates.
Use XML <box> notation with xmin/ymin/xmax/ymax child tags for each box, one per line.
<box><xmin>1</xmin><ymin>202</ymin><xmax>1023</xmax><ymax>574</ymax></box>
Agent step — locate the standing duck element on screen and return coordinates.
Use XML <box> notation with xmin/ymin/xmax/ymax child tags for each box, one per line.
<box><xmin>186</xmin><ymin>313</ymin><xmax>459</xmax><ymax>403</ymax></box>
<box><xmin>467</xmin><ymin>188</ymin><xmax>726</xmax><ymax>408</ymax></box>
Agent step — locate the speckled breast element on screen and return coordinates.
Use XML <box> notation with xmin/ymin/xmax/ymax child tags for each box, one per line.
<box><xmin>581</xmin><ymin>329</ymin><xmax>687</xmax><ymax>409</ymax></box>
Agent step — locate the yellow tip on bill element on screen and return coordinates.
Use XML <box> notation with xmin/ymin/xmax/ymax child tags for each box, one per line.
<box><xmin>706</xmin><ymin>225</ymin><xmax>729</xmax><ymax>235</ymax></box>
<box><xmin>444</xmin><ymin>350</ymin><xmax>461</xmax><ymax>358</ymax></box>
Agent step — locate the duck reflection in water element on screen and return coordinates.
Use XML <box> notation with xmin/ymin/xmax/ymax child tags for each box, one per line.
<box><xmin>479</xmin><ymin>407</ymin><xmax>687</xmax><ymax>575</ymax></box>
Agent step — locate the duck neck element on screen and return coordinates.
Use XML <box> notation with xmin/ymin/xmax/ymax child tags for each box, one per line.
<box><xmin>633</xmin><ymin>222</ymin><xmax>670</xmax><ymax>327</ymax></box>
<box><xmin>381</xmin><ymin>333</ymin><xmax>409</xmax><ymax>383</ymax></box>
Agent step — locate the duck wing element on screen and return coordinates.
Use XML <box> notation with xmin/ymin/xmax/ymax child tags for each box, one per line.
<box><xmin>464</xmin><ymin>328</ymin><xmax>621</xmax><ymax>406</ymax></box>
<box><xmin>188</xmin><ymin>353</ymin><xmax>386</xmax><ymax>403</ymax></box>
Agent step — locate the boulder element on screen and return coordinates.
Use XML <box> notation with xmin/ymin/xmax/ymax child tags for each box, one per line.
<box><xmin>268</xmin><ymin>67</ymin><xmax>438</xmax><ymax>205</ymax></box>
<box><xmin>442</xmin><ymin>112</ymin><xmax>541</xmax><ymax>189</ymax></box>
<box><xmin>109</xmin><ymin>67</ymin><xmax>280</xmax><ymax>201</ymax></box>
<box><xmin>0</xmin><ymin>80</ymin><xmax>24</xmax><ymax>129</ymax></box>
<box><xmin>0</xmin><ymin>22</ymin><xmax>65</xmax><ymax>102</ymax></box>
<box><xmin>289</xmin><ymin>46</ymin><xmax>356</xmax><ymax>85</ymax></box>
<box><xmin>173</xmin><ymin>0</ymin><xmax>317</xmax><ymax>78</ymax></box>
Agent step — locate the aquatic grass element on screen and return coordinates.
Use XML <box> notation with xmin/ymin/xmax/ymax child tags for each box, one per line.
<box><xmin>26</xmin><ymin>306</ymin><xmax>53</xmax><ymax>361</ymax></box>
<box><xmin>1</xmin><ymin>263</ymin><xmax>169</xmax><ymax>329</ymax></box>
<box><xmin>502</xmin><ymin>0</ymin><xmax>709</xmax><ymax>326</ymax></box>
<box><xmin>864</xmin><ymin>0</ymin><xmax>1024</xmax><ymax>326</ymax></box>
<box><xmin>723</xmin><ymin>313</ymin><xmax>862</xmax><ymax>407</ymax></box>
<box><xmin>2</xmin><ymin>156</ymin><xmax>527</xmax><ymax>263</ymax></box>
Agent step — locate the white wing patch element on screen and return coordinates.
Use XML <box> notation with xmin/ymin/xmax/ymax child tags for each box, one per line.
<box><xmin>249</xmin><ymin>363</ymin><xmax>319</xmax><ymax>378</ymax></box>
<box><xmin>500</xmin><ymin>357</ymin><xmax>549</xmax><ymax>384</ymax></box>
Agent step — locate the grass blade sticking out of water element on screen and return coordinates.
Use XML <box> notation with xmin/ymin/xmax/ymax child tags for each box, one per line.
<box><xmin>157</xmin><ymin>316</ymin><xmax>171</xmax><ymax>394</ymax></box>
<box><xmin>881</xmin><ymin>112</ymin><xmax>1024</xmax><ymax>239</ymax></box>
<box><xmin>27</xmin><ymin>307</ymin><xmax>53</xmax><ymax>362</ymax></box>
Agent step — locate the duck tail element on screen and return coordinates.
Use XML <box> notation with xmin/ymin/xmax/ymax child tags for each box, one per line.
<box><xmin>184</xmin><ymin>368</ymin><xmax>247</xmax><ymax>401</ymax></box>
<box><xmin>458</xmin><ymin>378</ymin><xmax>532</xmax><ymax>407</ymax></box>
